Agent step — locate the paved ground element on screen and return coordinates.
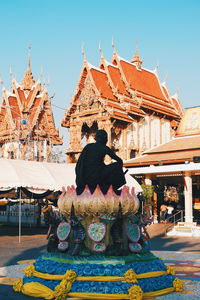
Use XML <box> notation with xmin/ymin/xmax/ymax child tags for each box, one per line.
<box><xmin>0</xmin><ymin>224</ymin><xmax>200</xmax><ymax>300</ymax></box>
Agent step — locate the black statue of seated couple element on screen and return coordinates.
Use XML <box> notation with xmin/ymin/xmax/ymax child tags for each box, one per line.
<box><xmin>75</xmin><ymin>129</ymin><xmax>126</xmax><ymax>195</ymax></box>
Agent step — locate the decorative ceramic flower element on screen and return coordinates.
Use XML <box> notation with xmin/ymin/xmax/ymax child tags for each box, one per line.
<box><xmin>58</xmin><ymin>241</ymin><xmax>69</xmax><ymax>252</ymax></box>
<box><xmin>129</xmin><ymin>242</ymin><xmax>142</xmax><ymax>253</ymax></box>
<box><xmin>92</xmin><ymin>242</ymin><xmax>106</xmax><ymax>252</ymax></box>
<box><xmin>126</xmin><ymin>223</ymin><xmax>140</xmax><ymax>242</ymax></box>
<box><xmin>57</xmin><ymin>222</ymin><xmax>71</xmax><ymax>241</ymax></box>
<box><xmin>88</xmin><ymin>222</ymin><xmax>106</xmax><ymax>242</ymax></box>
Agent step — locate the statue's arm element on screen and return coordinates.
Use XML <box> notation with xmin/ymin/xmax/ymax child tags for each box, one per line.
<box><xmin>105</xmin><ymin>146</ymin><xmax>123</xmax><ymax>165</ymax></box>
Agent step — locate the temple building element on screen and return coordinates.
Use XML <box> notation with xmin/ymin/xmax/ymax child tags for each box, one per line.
<box><xmin>62</xmin><ymin>48</ymin><xmax>183</xmax><ymax>163</ymax></box>
<box><xmin>124</xmin><ymin>106</ymin><xmax>200</xmax><ymax>236</ymax></box>
<box><xmin>0</xmin><ymin>57</ymin><xmax>62</xmax><ymax>161</ymax></box>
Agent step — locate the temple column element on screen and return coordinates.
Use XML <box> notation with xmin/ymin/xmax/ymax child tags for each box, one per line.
<box><xmin>160</xmin><ymin>119</ymin><xmax>163</xmax><ymax>144</ymax></box>
<box><xmin>123</xmin><ymin>127</ymin><xmax>128</xmax><ymax>161</ymax></box>
<box><xmin>184</xmin><ymin>172</ymin><xmax>193</xmax><ymax>224</ymax></box>
<box><xmin>138</xmin><ymin>121</ymin><xmax>142</xmax><ymax>155</ymax></box>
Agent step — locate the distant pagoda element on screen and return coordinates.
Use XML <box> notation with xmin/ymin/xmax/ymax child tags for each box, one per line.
<box><xmin>62</xmin><ymin>47</ymin><xmax>183</xmax><ymax>163</ymax></box>
<box><xmin>0</xmin><ymin>57</ymin><xmax>62</xmax><ymax>161</ymax></box>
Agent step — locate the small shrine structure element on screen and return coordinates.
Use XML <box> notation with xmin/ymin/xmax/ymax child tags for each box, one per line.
<box><xmin>0</xmin><ymin>57</ymin><xmax>62</xmax><ymax>161</ymax></box>
<box><xmin>62</xmin><ymin>47</ymin><xmax>183</xmax><ymax>163</ymax></box>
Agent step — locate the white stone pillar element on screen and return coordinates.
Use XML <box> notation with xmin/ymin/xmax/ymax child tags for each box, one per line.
<box><xmin>184</xmin><ymin>172</ymin><xmax>193</xmax><ymax>224</ymax></box>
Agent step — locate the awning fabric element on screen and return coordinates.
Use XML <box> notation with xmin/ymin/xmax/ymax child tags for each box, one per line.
<box><xmin>0</xmin><ymin>158</ymin><xmax>76</xmax><ymax>191</ymax></box>
<box><xmin>0</xmin><ymin>158</ymin><xmax>142</xmax><ymax>193</ymax></box>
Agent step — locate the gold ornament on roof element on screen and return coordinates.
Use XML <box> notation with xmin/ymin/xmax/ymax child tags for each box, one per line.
<box><xmin>21</xmin><ymin>56</ymin><xmax>35</xmax><ymax>90</ymax></box>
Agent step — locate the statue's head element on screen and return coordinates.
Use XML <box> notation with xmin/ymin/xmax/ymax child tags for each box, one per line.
<box><xmin>95</xmin><ymin>129</ymin><xmax>108</xmax><ymax>145</ymax></box>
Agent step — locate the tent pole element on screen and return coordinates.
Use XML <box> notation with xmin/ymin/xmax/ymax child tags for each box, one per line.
<box><xmin>18</xmin><ymin>188</ymin><xmax>22</xmax><ymax>243</ymax></box>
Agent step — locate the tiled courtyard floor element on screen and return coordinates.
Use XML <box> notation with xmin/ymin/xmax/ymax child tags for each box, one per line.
<box><xmin>0</xmin><ymin>224</ymin><xmax>200</xmax><ymax>300</ymax></box>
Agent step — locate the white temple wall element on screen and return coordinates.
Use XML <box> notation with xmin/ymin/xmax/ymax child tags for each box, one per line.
<box><xmin>161</xmin><ymin>120</ymin><xmax>170</xmax><ymax>144</ymax></box>
<box><xmin>150</xmin><ymin>117</ymin><xmax>161</xmax><ymax>147</ymax></box>
<box><xmin>127</xmin><ymin>122</ymin><xmax>137</xmax><ymax>149</ymax></box>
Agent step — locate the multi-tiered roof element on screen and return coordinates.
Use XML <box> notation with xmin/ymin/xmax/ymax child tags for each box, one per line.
<box><xmin>0</xmin><ymin>58</ymin><xmax>62</xmax><ymax>145</ymax></box>
<box><xmin>62</xmin><ymin>49</ymin><xmax>183</xmax><ymax>128</ymax></box>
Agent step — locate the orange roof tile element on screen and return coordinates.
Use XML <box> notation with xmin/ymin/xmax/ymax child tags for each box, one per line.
<box><xmin>90</xmin><ymin>68</ymin><xmax>117</xmax><ymax>101</ymax></box>
<box><xmin>17</xmin><ymin>88</ymin><xmax>26</xmax><ymax>103</ymax></box>
<box><xmin>29</xmin><ymin>97</ymin><xmax>42</xmax><ymax>120</ymax></box>
<box><xmin>8</xmin><ymin>96</ymin><xmax>21</xmax><ymax>119</ymax></box>
<box><xmin>119</xmin><ymin>59</ymin><xmax>167</xmax><ymax>101</ymax></box>
<box><xmin>107</xmin><ymin>65</ymin><xmax>129</xmax><ymax>96</ymax></box>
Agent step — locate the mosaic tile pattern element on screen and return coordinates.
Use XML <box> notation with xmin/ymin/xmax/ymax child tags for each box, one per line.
<box><xmin>1</xmin><ymin>251</ymin><xmax>200</xmax><ymax>299</ymax></box>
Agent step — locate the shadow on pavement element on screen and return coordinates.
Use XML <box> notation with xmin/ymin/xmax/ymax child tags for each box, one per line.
<box><xmin>150</xmin><ymin>235</ymin><xmax>200</xmax><ymax>251</ymax></box>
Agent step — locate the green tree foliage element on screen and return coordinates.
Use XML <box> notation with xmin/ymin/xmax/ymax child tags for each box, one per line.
<box><xmin>141</xmin><ymin>184</ymin><xmax>154</xmax><ymax>205</ymax></box>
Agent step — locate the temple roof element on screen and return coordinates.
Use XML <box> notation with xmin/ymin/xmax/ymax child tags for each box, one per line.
<box><xmin>124</xmin><ymin>135</ymin><xmax>200</xmax><ymax>167</ymax></box>
<box><xmin>62</xmin><ymin>50</ymin><xmax>183</xmax><ymax>127</ymax></box>
<box><xmin>0</xmin><ymin>60</ymin><xmax>62</xmax><ymax>145</ymax></box>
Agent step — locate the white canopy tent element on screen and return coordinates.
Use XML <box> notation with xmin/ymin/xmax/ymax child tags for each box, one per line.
<box><xmin>0</xmin><ymin>158</ymin><xmax>142</xmax><ymax>242</ymax></box>
<box><xmin>0</xmin><ymin>158</ymin><xmax>142</xmax><ymax>193</ymax></box>
<box><xmin>0</xmin><ymin>158</ymin><xmax>76</xmax><ymax>191</ymax></box>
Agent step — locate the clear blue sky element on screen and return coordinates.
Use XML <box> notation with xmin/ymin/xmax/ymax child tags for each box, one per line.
<box><xmin>0</xmin><ymin>0</ymin><xmax>200</xmax><ymax>149</ymax></box>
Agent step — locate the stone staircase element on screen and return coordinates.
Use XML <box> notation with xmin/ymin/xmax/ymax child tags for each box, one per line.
<box><xmin>166</xmin><ymin>222</ymin><xmax>200</xmax><ymax>237</ymax></box>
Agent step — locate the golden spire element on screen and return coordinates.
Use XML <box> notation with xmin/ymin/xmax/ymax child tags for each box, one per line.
<box><xmin>21</xmin><ymin>44</ymin><xmax>35</xmax><ymax>90</ymax></box>
<box><xmin>131</xmin><ymin>40</ymin><xmax>143</xmax><ymax>69</ymax></box>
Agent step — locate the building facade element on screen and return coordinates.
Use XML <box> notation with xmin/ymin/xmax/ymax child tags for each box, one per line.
<box><xmin>124</xmin><ymin>106</ymin><xmax>200</xmax><ymax>235</ymax></box>
<box><xmin>0</xmin><ymin>58</ymin><xmax>62</xmax><ymax>161</ymax></box>
<box><xmin>62</xmin><ymin>49</ymin><xmax>183</xmax><ymax>163</ymax></box>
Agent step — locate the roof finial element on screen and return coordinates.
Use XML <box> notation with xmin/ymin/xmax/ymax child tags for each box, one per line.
<box><xmin>28</xmin><ymin>44</ymin><xmax>32</xmax><ymax>70</ymax></box>
<box><xmin>0</xmin><ymin>73</ymin><xmax>4</xmax><ymax>87</ymax></box>
<box><xmin>9</xmin><ymin>65</ymin><xmax>13</xmax><ymax>78</ymax></box>
<box><xmin>81</xmin><ymin>43</ymin><xmax>87</xmax><ymax>61</ymax></box>
<box><xmin>112</xmin><ymin>36</ymin><xmax>116</xmax><ymax>53</ymax></box>
<box><xmin>131</xmin><ymin>40</ymin><xmax>142</xmax><ymax>69</ymax></box>
<box><xmin>21</xmin><ymin>44</ymin><xmax>35</xmax><ymax>90</ymax></box>
<box><xmin>154</xmin><ymin>60</ymin><xmax>159</xmax><ymax>74</ymax></box>
<box><xmin>135</xmin><ymin>40</ymin><xmax>139</xmax><ymax>56</ymax></box>
<box><xmin>39</xmin><ymin>66</ymin><xmax>43</xmax><ymax>81</ymax></box>
<box><xmin>99</xmin><ymin>41</ymin><xmax>105</xmax><ymax>59</ymax></box>
<box><xmin>162</xmin><ymin>72</ymin><xmax>168</xmax><ymax>85</ymax></box>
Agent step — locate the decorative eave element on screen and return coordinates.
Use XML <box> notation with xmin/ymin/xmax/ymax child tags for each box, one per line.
<box><xmin>171</xmin><ymin>93</ymin><xmax>184</xmax><ymax>117</ymax></box>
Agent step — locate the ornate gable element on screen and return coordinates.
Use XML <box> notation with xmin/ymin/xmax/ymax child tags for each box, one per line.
<box><xmin>78</xmin><ymin>76</ymin><xmax>97</xmax><ymax>110</ymax></box>
<box><xmin>21</xmin><ymin>57</ymin><xmax>35</xmax><ymax>90</ymax></box>
<box><xmin>0</xmin><ymin>58</ymin><xmax>62</xmax><ymax>161</ymax></box>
